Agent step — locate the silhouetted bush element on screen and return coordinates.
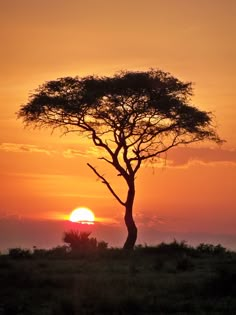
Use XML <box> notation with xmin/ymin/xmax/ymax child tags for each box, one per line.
<box><xmin>63</xmin><ymin>230</ymin><xmax>97</xmax><ymax>252</ymax></box>
<box><xmin>8</xmin><ymin>248</ymin><xmax>32</xmax><ymax>259</ymax></box>
<box><xmin>47</xmin><ymin>246</ymin><xmax>69</xmax><ymax>258</ymax></box>
<box><xmin>32</xmin><ymin>248</ymin><xmax>48</xmax><ymax>258</ymax></box>
<box><xmin>63</xmin><ymin>230</ymin><xmax>108</xmax><ymax>255</ymax></box>
<box><xmin>135</xmin><ymin>240</ymin><xmax>193</xmax><ymax>257</ymax></box>
<box><xmin>156</xmin><ymin>240</ymin><xmax>192</xmax><ymax>255</ymax></box>
<box><xmin>196</xmin><ymin>243</ymin><xmax>228</xmax><ymax>256</ymax></box>
<box><xmin>97</xmin><ymin>240</ymin><xmax>108</xmax><ymax>250</ymax></box>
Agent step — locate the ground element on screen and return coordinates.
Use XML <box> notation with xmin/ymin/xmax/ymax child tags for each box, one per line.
<box><xmin>0</xmin><ymin>243</ymin><xmax>236</xmax><ymax>314</ymax></box>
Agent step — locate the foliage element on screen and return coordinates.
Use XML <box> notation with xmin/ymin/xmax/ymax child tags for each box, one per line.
<box><xmin>135</xmin><ymin>239</ymin><xmax>194</xmax><ymax>256</ymax></box>
<box><xmin>18</xmin><ymin>70</ymin><xmax>221</xmax><ymax>148</ymax></box>
<box><xmin>97</xmin><ymin>240</ymin><xmax>109</xmax><ymax>250</ymax></box>
<box><xmin>8</xmin><ymin>248</ymin><xmax>32</xmax><ymax>259</ymax></box>
<box><xmin>196</xmin><ymin>243</ymin><xmax>228</xmax><ymax>255</ymax></box>
<box><xmin>47</xmin><ymin>245</ymin><xmax>69</xmax><ymax>258</ymax></box>
<box><xmin>32</xmin><ymin>247</ymin><xmax>48</xmax><ymax>258</ymax></box>
<box><xmin>63</xmin><ymin>230</ymin><xmax>108</xmax><ymax>254</ymax></box>
<box><xmin>155</xmin><ymin>239</ymin><xmax>192</xmax><ymax>254</ymax></box>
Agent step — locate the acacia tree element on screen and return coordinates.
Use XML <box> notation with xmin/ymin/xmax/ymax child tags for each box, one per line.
<box><xmin>18</xmin><ymin>70</ymin><xmax>222</xmax><ymax>249</ymax></box>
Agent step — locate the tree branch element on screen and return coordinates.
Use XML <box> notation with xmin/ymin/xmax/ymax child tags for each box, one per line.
<box><xmin>87</xmin><ymin>163</ymin><xmax>126</xmax><ymax>206</ymax></box>
<box><xmin>98</xmin><ymin>157</ymin><xmax>113</xmax><ymax>165</ymax></box>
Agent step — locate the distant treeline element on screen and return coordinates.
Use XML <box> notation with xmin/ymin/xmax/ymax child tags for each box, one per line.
<box><xmin>1</xmin><ymin>230</ymin><xmax>233</xmax><ymax>259</ymax></box>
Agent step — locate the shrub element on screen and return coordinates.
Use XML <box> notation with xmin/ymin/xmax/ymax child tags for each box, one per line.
<box><xmin>63</xmin><ymin>230</ymin><xmax>108</xmax><ymax>255</ymax></box>
<box><xmin>156</xmin><ymin>240</ymin><xmax>191</xmax><ymax>255</ymax></box>
<box><xmin>8</xmin><ymin>248</ymin><xmax>32</xmax><ymax>259</ymax></box>
<box><xmin>47</xmin><ymin>246</ymin><xmax>69</xmax><ymax>258</ymax></box>
<box><xmin>97</xmin><ymin>240</ymin><xmax>108</xmax><ymax>250</ymax></box>
<box><xmin>213</xmin><ymin>244</ymin><xmax>228</xmax><ymax>255</ymax></box>
<box><xmin>32</xmin><ymin>248</ymin><xmax>48</xmax><ymax>258</ymax></box>
<box><xmin>63</xmin><ymin>230</ymin><xmax>97</xmax><ymax>252</ymax></box>
<box><xmin>196</xmin><ymin>243</ymin><xmax>227</xmax><ymax>256</ymax></box>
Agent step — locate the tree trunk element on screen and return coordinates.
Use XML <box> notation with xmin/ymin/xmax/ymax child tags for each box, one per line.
<box><xmin>123</xmin><ymin>183</ymin><xmax>137</xmax><ymax>250</ymax></box>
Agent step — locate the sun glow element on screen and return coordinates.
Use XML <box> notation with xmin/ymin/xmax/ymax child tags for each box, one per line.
<box><xmin>69</xmin><ymin>207</ymin><xmax>95</xmax><ymax>224</ymax></box>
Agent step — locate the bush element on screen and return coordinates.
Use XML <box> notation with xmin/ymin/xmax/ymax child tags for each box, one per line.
<box><xmin>8</xmin><ymin>248</ymin><xmax>32</xmax><ymax>259</ymax></box>
<box><xmin>97</xmin><ymin>240</ymin><xmax>108</xmax><ymax>250</ymax></box>
<box><xmin>156</xmin><ymin>240</ymin><xmax>192</xmax><ymax>255</ymax></box>
<box><xmin>32</xmin><ymin>248</ymin><xmax>48</xmax><ymax>258</ymax></box>
<box><xmin>63</xmin><ymin>230</ymin><xmax>108</xmax><ymax>255</ymax></box>
<box><xmin>196</xmin><ymin>243</ymin><xmax>227</xmax><ymax>256</ymax></box>
<box><xmin>47</xmin><ymin>246</ymin><xmax>69</xmax><ymax>258</ymax></box>
<box><xmin>63</xmin><ymin>230</ymin><xmax>97</xmax><ymax>252</ymax></box>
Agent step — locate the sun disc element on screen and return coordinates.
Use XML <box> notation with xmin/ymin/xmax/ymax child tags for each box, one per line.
<box><xmin>69</xmin><ymin>207</ymin><xmax>95</xmax><ymax>224</ymax></box>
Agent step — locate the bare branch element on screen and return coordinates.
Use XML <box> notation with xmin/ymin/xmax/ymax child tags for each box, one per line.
<box><xmin>98</xmin><ymin>157</ymin><xmax>113</xmax><ymax>165</ymax></box>
<box><xmin>87</xmin><ymin>163</ymin><xmax>126</xmax><ymax>206</ymax></box>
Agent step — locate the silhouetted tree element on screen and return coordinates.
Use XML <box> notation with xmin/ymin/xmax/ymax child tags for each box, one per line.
<box><xmin>63</xmin><ymin>230</ymin><xmax>96</xmax><ymax>252</ymax></box>
<box><xmin>63</xmin><ymin>230</ymin><xmax>108</xmax><ymax>253</ymax></box>
<box><xmin>18</xmin><ymin>70</ymin><xmax>222</xmax><ymax>249</ymax></box>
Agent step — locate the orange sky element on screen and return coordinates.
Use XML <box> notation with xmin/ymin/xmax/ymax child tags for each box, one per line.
<box><xmin>0</xmin><ymin>0</ymin><xmax>236</xmax><ymax>249</ymax></box>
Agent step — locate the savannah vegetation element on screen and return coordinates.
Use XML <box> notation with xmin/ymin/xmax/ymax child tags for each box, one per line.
<box><xmin>18</xmin><ymin>69</ymin><xmax>222</xmax><ymax>249</ymax></box>
<box><xmin>1</xmin><ymin>232</ymin><xmax>236</xmax><ymax>315</ymax></box>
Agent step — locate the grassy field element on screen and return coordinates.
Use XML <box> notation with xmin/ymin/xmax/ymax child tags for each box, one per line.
<box><xmin>1</xmin><ymin>241</ymin><xmax>236</xmax><ymax>315</ymax></box>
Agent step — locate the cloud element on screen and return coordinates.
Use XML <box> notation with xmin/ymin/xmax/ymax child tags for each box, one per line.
<box><xmin>0</xmin><ymin>142</ymin><xmax>55</xmax><ymax>155</ymax></box>
<box><xmin>146</xmin><ymin>147</ymin><xmax>236</xmax><ymax>168</ymax></box>
<box><xmin>0</xmin><ymin>142</ymin><xmax>87</xmax><ymax>159</ymax></box>
<box><xmin>167</xmin><ymin>147</ymin><xmax>236</xmax><ymax>166</ymax></box>
<box><xmin>135</xmin><ymin>211</ymin><xmax>166</xmax><ymax>228</ymax></box>
<box><xmin>62</xmin><ymin>146</ymin><xmax>103</xmax><ymax>159</ymax></box>
<box><xmin>86</xmin><ymin>146</ymin><xmax>103</xmax><ymax>156</ymax></box>
<box><xmin>2</xmin><ymin>142</ymin><xmax>235</xmax><ymax>168</ymax></box>
<box><xmin>62</xmin><ymin>149</ymin><xmax>87</xmax><ymax>158</ymax></box>
<box><xmin>0</xmin><ymin>211</ymin><xmax>21</xmax><ymax>221</ymax></box>
<box><xmin>51</xmin><ymin>192</ymin><xmax>113</xmax><ymax>199</ymax></box>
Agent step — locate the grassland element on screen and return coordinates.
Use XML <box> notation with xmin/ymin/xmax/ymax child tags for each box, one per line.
<box><xmin>1</xmin><ymin>241</ymin><xmax>236</xmax><ymax>314</ymax></box>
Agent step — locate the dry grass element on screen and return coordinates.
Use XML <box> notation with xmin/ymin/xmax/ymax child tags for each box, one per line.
<box><xmin>0</xmin><ymin>242</ymin><xmax>236</xmax><ymax>314</ymax></box>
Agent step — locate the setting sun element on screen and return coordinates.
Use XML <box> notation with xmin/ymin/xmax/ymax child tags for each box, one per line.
<box><xmin>69</xmin><ymin>207</ymin><xmax>95</xmax><ymax>224</ymax></box>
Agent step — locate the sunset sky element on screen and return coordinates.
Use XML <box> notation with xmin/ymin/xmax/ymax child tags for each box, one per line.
<box><xmin>1</xmin><ymin>0</ymin><xmax>236</xmax><ymax>250</ymax></box>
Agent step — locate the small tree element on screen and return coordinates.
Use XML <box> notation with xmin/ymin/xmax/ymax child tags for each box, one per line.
<box><xmin>18</xmin><ymin>69</ymin><xmax>222</xmax><ymax>249</ymax></box>
<box><xmin>63</xmin><ymin>230</ymin><xmax>98</xmax><ymax>252</ymax></box>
